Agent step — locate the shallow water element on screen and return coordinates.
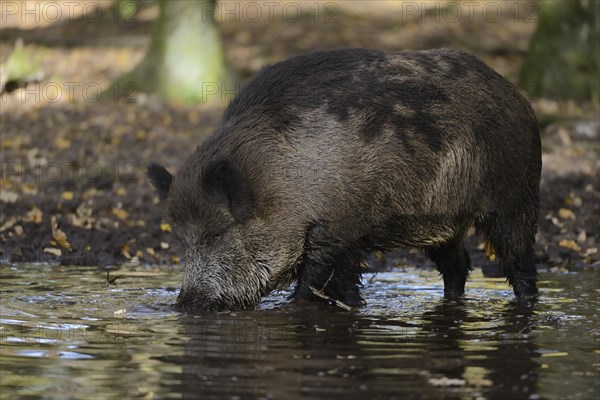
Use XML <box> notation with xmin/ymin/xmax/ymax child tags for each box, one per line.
<box><xmin>0</xmin><ymin>264</ymin><xmax>598</xmax><ymax>400</ymax></box>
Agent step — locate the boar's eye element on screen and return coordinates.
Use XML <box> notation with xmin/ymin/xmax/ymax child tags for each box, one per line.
<box><xmin>203</xmin><ymin>232</ymin><xmax>222</xmax><ymax>245</ymax></box>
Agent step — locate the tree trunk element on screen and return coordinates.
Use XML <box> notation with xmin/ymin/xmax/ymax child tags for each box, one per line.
<box><xmin>520</xmin><ymin>0</ymin><xmax>599</xmax><ymax>103</ymax></box>
<box><xmin>112</xmin><ymin>0</ymin><xmax>230</xmax><ymax>104</ymax></box>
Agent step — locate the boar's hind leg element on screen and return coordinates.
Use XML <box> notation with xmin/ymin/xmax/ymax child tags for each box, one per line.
<box><xmin>293</xmin><ymin>223</ymin><xmax>365</xmax><ymax>307</ymax></box>
<box><xmin>485</xmin><ymin>212</ymin><xmax>538</xmax><ymax>298</ymax></box>
<box><xmin>427</xmin><ymin>236</ymin><xmax>472</xmax><ymax>299</ymax></box>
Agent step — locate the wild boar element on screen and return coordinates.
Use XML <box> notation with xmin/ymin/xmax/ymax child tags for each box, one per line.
<box><xmin>148</xmin><ymin>48</ymin><xmax>541</xmax><ymax>311</ymax></box>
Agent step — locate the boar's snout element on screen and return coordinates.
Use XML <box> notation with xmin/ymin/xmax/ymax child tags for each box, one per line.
<box><xmin>175</xmin><ymin>255</ymin><xmax>268</xmax><ymax>311</ymax></box>
<box><xmin>175</xmin><ymin>265</ymin><xmax>231</xmax><ymax>311</ymax></box>
<box><xmin>175</xmin><ymin>287</ymin><xmax>222</xmax><ymax>312</ymax></box>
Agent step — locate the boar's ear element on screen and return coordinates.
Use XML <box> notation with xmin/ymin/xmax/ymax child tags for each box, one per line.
<box><xmin>147</xmin><ymin>162</ymin><xmax>173</xmax><ymax>201</ymax></box>
<box><xmin>202</xmin><ymin>160</ymin><xmax>255</xmax><ymax>222</ymax></box>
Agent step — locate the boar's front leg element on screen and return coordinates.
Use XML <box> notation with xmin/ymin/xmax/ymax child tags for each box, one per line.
<box><xmin>293</xmin><ymin>222</ymin><xmax>365</xmax><ymax>307</ymax></box>
<box><xmin>427</xmin><ymin>235</ymin><xmax>472</xmax><ymax>299</ymax></box>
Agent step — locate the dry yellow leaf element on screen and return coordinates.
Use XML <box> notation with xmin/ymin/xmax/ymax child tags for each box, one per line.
<box><xmin>485</xmin><ymin>241</ymin><xmax>496</xmax><ymax>262</ymax></box>
<box><xmin>171</xmin><ymin>256</ymin><xmax>181</xmax><ymax>264</ymax></box>
<box><xmin>112</xmin><ymin>207</ymin><xmax>129</xmax><ymax>220</ymax></box>
<box><xmin>558</xmin><ymin>208</ymin><xmax>575</xmax><ymax>220</ymax></box>
<box><xmin>121</xmin><ymin>243</ymin><xmax>131</xmax><ymax>259</ymax></box>
<box><xmin>160</xmin><ymin>223</ymin><xmax>172</xmax><ymax>232</ymax></box>
<box><xmin>22</xmin><ymin>183</ymin><xmax>38</xmax><ymax>195</ymax></box>
<box><xmin>51</xmin><ymin>215</ymin><xmax>71</xmax><ymax>249</ymax></box>
<box><xmin>43</xmin><ymin>247</ymin><xmax>61</xmax><ymax>257</ymax></box>
<box><xmin>54</xmin><ymin>136</ymin><xmax>71</xmax><ymax>150</ymax></box>
<box><xmin>116</xmin><ymin>187</ymin><xmax>127</xmax><ymax>196</ymax></box>
<box><xmin>146</xmin><ymin>247</ymin><xmax>155</xmax><ymax>256</ymax></box>
<box><xmin>61</xmin><ymin>191</ymin><xmax>74</xmax><ymax>201</ymax></box>
<box><xmin>26</xmin><ymin>207</ymin><xmax>43</xmax><ymax>223</ymax></box>
<box><xmin>83</xmin><ymin>188</ymin><xmax>98</xmax><ymax>198</ymax></box>
<box><xmin>0</xmin><ymin>217</ymin><xmax>17</xmax><ymax>232</ymax></box>
<box><xmin>160</xmin><ymin>242</ymin><xmax>170</xmax><ymax>249</ymax></box>
<box><xmin>559</xmin><ymin>239</ymin><xmax>581</xmax><ymax>252</ymax></box>
<box><xmin>564</xmin><ymin>194</ymin><xmax>582</xmax><ymax>207</ymax></box>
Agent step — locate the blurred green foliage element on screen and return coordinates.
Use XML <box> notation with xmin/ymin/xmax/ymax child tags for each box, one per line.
<box><xmin>520</xmin><ymin>0</ymin><xmax>599</xmax><ymax>103</ymax></box>
<box><xmin>110</xmin><ymin>0</ymin><xmax>230</xmax><ymax>104</ymax></box>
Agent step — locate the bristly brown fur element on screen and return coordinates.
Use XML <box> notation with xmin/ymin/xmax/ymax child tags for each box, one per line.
<box><xmin>149</xmin><ymin>48</ymin><xmax>541</xmax><ymax>311</ymax></box>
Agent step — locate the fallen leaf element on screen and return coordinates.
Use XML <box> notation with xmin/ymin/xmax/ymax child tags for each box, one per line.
<box><xmin>171</xmin><ymin>256</ymin><xmax>181</xmax><ymax>264</ymax></box>
<box><xmin>160</xmin><ymin>242</ymin><xmax>169</xmax><ymax>249</ymax></box>
<box><xmin>160</xmin><ymin>223</ymin><xmax>172</xmax><ymax>232</ymax></box>
<box><xmin>584</xmin><ymin>248</ymin><xmax>597</xmax><ymax>257</ymax></box>
<box><xmin>26</xmin><ymin>206</ymin><xmax>43</xmax><ymax>223</ymax></box>
<box><xmin>559</xmin><ymin>239</ymin><xmax>581</xmax><ymax>252</ymax></box>
<box><xmin>22</xmin><ymin>183</ymin><xmax>37</xmax><ymax>195</ymax></box>
<box><xmin>125</xmin><ymin>256</ymin><xmax>140</xmax><ymax>266</ymax></box>
<box><xmin>54</xmin><ymin>136</ymin><xmax>71</xmax><ymax>150</ymax></box>
<box><xmin>51</xmin><ymin>215</ymin><xmax>71</xmax><ymax>249</ymax></box>
<box><xmin>558</xmin><ymin>208</ymin><xmax>575</xmax><ymax>220</ymax></box>
<box><xmin>71</xmin><ymin>203</ymin><xmax>95</xmax><ymax>229</ymax></box>
<box><xmin>0</xmin><ymin>190</ymin><xmax>18</xmax><ymax>203</ymax></box>
<box><xmin>112</xmin><ymin>207</ymin><xmax>129</xmax><ymax>220</ymax></box>
<box><xmin>551</xmin><ymin>217</ymin><xmax>563</xmax><ymax>228</ymax></box>
<box><xmin>61</xmin><ymin>191</ymin><xmax>74</xmax><ymax>201</ymax></box>
<box><xmin>564</xmin><ymin>194</ymin><xmax>582</xmax><ymax>207</ymax></box>
<box><xmin>43</xmin><ymin>247</ymin><xmax>61</xmax><ymax>257</ymax></box>
<box><xmin>121</xmin><ymin>243</ymin><xmax>132</xmax><ymax>259</ymax></box>
<box><xmin>0</xmin><ymin>217</ymin><xmax>17</xmax><ymax>232</ymax></box>
<box><xmin>485</xmin><ymin>241</ymin><xmax>496</xmax><ymax>262</ymax></box>
<box><xmin>113</xmin><ymin>308</ymin><xmax>127</xmax><ymax>318</ymax></box>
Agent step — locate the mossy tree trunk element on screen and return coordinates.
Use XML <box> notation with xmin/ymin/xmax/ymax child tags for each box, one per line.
<box><xmin>520</xmin><ymin>0</ymin><xmax>599</xmax><ymax>103</ymax></box>
<box><xmin>112</xmin><ymin>0</ymin><xmax>230</xmax><ymax>104</ymax></box>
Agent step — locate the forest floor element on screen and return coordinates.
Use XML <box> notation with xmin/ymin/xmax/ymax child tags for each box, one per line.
<box><xmin>1</xmin><ymin>1</ymin><xmax>598</xmax><ymax>272</ymax></box>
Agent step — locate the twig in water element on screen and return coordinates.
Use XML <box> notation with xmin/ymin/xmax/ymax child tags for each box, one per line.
<box><xmin>309</xmin><ymin>269</ymin><xmax>352</xmax><ymax>311</ymax></box>
<box><xmin>320</xmin><ymin>269</ymin><xmax>335</xmax><ymax>292</ymax></box>
<box><xmin>369</xmin><ymin>272</ymin><xmax>378</xmax><ymax>284</ymax></box>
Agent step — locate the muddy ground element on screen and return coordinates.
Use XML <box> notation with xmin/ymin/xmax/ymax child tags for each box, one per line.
<box><xmin>0</xmin><ymin>1</ymin><xmax>598</xmax><ymax>272</ymax></box>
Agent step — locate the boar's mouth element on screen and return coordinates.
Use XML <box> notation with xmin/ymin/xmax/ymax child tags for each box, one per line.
<box><xmin>174</xmin><ymin>287</ymin><xmax>261</xmax><ymax>312</ymax></box>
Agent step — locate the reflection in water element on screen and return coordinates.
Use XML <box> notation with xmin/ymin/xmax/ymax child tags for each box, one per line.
<box><xmin>484</xmin><ymin>300</ymin><xmax>539</xmax><ymax>399</ymax></box>
<box><xmin>422</xmin><ymin>299</ymin><xmax>539</xmax><ymax>399</ymax></box>
<box><xmin>174</xmin><ymin>299</ymin><xmax>542</xmax><ymax>399</ymax></box>
<box><xmin>0</xmin><ymin>265</ymin><xmax>598</xmax><ymax>399</ymax></box>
